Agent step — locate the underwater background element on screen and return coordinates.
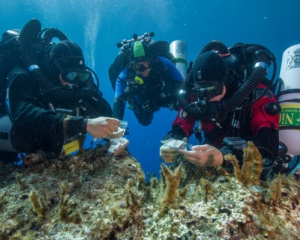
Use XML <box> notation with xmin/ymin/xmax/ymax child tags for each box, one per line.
<box><xmin>1</xmin><ymin>0</ymin><xmax>300</xmax><ymax>177</ymax></box>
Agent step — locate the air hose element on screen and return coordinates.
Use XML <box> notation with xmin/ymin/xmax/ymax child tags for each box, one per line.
<box><xmin>18</xmin><ymin>18</ymin><xmax>41</xmax><ymax>43</ymax></box>
<box><xmin>222</xmin><ymin>44</ymin><xmax>272</xmax><ymax>112</ymax></box>
<box><xmin>42</xmin><ymin>28</ymin><xmax>69</xmax><ymax>42</ymax></box>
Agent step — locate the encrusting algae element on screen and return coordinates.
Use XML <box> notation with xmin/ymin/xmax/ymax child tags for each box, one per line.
<box><xmin>0</xmin><ymin>141</ymin><xmax>300</xmax><ymax>239</ymax></box>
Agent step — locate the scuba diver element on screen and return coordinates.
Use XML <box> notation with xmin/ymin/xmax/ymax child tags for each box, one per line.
<box><xmin>112</xmin><ymin>37</ymin><xmax>184</xmax><ymax>126</ymax></box>
<box><xmin>0</xmin><ymin>19</ymin><xmax>128</xmax><ymax>165</ymax></box>
<box><xmin>160</xmin><ymin>40</ymin><xmax>286</xmax><ymax>179</ymax></box>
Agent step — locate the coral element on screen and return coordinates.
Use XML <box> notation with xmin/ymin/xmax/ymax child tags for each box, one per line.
<box><xmin>29</xmin><ymin>190</ymin><xmax>48</xmax><ymax>219</ymax></box>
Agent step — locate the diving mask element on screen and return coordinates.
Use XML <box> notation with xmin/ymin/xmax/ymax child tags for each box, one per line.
<box><xmin>132</xmin><ymin>61</ymin><xmax>150</xmax><ymax>72</ymax></box>
<box><xmin>192</xmin><ymin>80</ymin><xmax>224</xmax><ymax>100</ymax></box>
<box><xmin>53</xmin><ymin>57</ymin><xmax>91</xmax><ymax>84</ymax></box>
<box><xmin>61</xmin><ymin>69</ymin><xmax>91</xmax><ymax>83</ymax></box>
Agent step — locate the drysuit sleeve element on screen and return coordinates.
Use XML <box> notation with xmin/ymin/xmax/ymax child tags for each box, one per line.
<box><xmin>161</xmin><ymin>105</ymin><xmax>196</xmax><ymax>143</ymax></box>
<box><xmin>112</xmin><ymin>68</ymin><xmax>128</xmax><ymax>120</ymax></box>
<box><xmin>114</xmin><ymin>68</ymin><xmax>128</xmax><ymax>98</ymax></box>
<box><xmin>161</xmin><ymin>88</ymin><xmax>196</xmax><ymax>142</ymax></box>
<box><xmin>6</xmin><ymin>67</ymin><xmax>68</xmax><ymax>136</ymax></box>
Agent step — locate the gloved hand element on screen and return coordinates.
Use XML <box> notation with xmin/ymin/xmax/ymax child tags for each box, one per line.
<box><xmin>124</xmin><ymin>83</ymin><xmax>138</xmax><ymax>94</ymax></box>
<box><xmin>142</xmin><ymin>100</ymin><xmax>158</xmax><ymax>113</ymax></box>
<box><xmin>157</xmin><ymin>93</ymin><xmax>176</xmax><ymax>109</ymax></box>
<box><xmin>203</xmin><ymin>101</ymin><xmax>228</xmax><ymax>122</ymax></box>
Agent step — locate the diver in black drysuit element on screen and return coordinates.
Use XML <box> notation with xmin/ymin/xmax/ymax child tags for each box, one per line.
<box><xmin>0</xmin><ymin>19</ymin><xmax>122</xmax><ymax>164</ymax></box>
<box><xmin>7</xmin><ymin>48</ymin><xmax>111</xmax><ymax>155</ymax></box>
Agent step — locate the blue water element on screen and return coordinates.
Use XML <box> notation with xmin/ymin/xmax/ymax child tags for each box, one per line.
<box><xmin>1</xmin><ymin>0</ymin><xmax>300</xmax><ymax>177</ymax></box>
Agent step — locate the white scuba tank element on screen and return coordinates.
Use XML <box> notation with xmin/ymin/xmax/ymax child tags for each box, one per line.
<box><xmin>0</xmin><ymin>114</ymin><xmax>17</xmax><ymax>152</ymax></box>
<box><xmin>278</xmin><ymin>44</ymin><xmax>300</xmax><ymax>158</ymax></box>
<box><xmin>170</xmin><ymin>40</ymin><xmax>188</xmax><ymax>78</ymax></box>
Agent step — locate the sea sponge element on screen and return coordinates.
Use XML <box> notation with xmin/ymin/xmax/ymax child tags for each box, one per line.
<box><xmin>224</xmin><ymin>142</ymin><xmax>263</xmax><ymax>186</ymax></box>
<box><xmin>265</xmin><ymin>173</ymin><xmax>285</xmax><ymax>206</ymax></box>
<box><xmin>15</xmin><ymin>173</ymin><xmax>29</xmax><ymax>191</ymax></box>
<box><xmin>0</xmin><ymin>191</ymin><xmax>6</xmax><ymax>208</ymax></box>
<box><xmin>248</xmin><ymin>141</ymin><xmax>263</xmax><ymax>185</ymax></box>
<box><xmin>59</xmin><ymin>181</ymin><xmax>82</xmax><ymax>224</ymax></box>
<box><xmin>59</xmin><ymin>194</ymin><xmax>82</xmax><ymax>224</ymax></box>
<box><xmin>224</xmin><ymin>154</ymin><xmax>242</xmax><ymax>182</ymax></box>
<box><xmin>199</xmin><ymin>178</ymin><xmax>213</xmax><ymax>202</ymax></box>
<box><xmin>240</xmin><ymin>148</ymin><xmax>253</xmax><ymax>185</ymax></box>
<box><xmin>160</xmin><ymin>163</ymin><xmax>182</xmax><ymax>214</ymax></box>
<box><xmin>29</xmin><ymin>190</ymin><xmax>48</xmax><ymax>219</ymax></box>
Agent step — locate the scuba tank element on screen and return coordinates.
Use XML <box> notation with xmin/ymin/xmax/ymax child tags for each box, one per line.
<box><xmin>0</xmin><ymin>29</ymin><xmax>21</xmax><ymax>115</ymax></box>
<box><xmin>170</xmin><ymin>40</ymin><xmax>188</xmax><ymax>78</ymax></box>
<box><xmin>278</xmin><ymin>44</ymin><xmax>300</xmax><ymax>167</ymax></box>
<box><xmin>0</xmin><ymin>115</ymin><xmax>16</xmax><ymax>152</ymax></box>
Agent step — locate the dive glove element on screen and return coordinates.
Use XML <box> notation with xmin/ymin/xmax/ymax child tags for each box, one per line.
<box><xmin>142</xmin><ymin>100</ymin><xmax>159</xmax><ymax>113</ymax></box>
<box><xmin>63</xmin><ymin>115</ymin><xmax>87</xmax><ymax>138</ymax></box>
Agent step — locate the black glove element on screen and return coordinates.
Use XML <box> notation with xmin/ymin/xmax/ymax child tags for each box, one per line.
<box><xmin>142</xmin><ymin>100</ymin><xmax>158</xmax><ymax>113</ymax></box>
<box><xmin>63</xmin><ymin>116</ymin><xmax>87</xmax><ymax>138</ymax></box>
<box><xmin>203</xmin><ymin>101</ymin><xmax>228</xmax><ymax>122</ymax></box>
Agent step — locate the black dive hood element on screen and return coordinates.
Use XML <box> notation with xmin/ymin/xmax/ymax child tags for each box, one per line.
<box><xmin>15</xmin><ymin>19</ymin><xmax>99</xmax><ymax>103</ymax></box>
<box><xmin>17</xmin><ymin>19</ymin><xmax>76</xmax><ymax>102</ymax></box>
